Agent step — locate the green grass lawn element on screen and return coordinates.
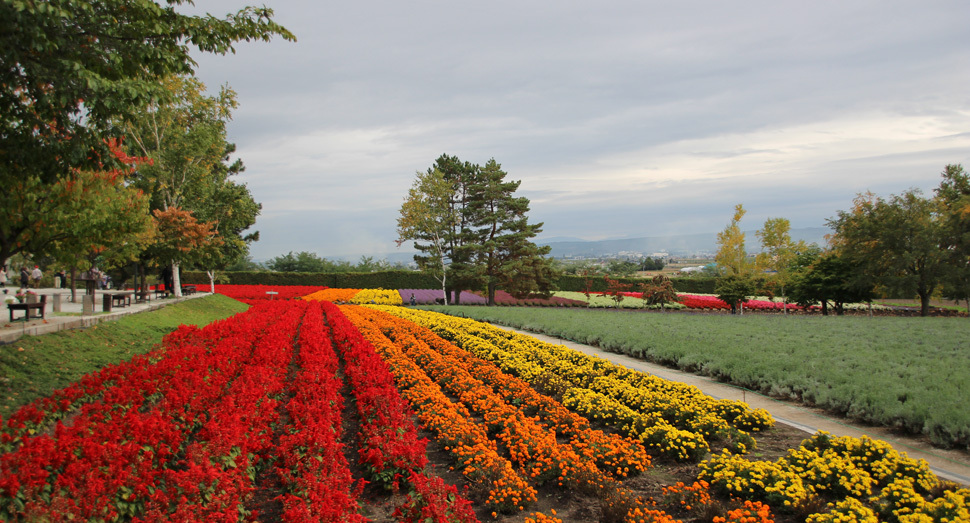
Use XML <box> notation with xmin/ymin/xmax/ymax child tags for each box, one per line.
<box><xmin>421</xmin><ymin>305</ymin><xmax>970</xmax><ymax>450</ymax></box>
<box><xmin>0</xmin><ymin>294</ymin><xmax>248</xmax><ymax>418</ymax></box>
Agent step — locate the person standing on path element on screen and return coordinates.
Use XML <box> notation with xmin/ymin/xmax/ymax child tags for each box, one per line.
<box><xmin>20</xmin><ymin>266</ymin><xmax>29</xmax><ymax>289</ymax></box>
<box><xmin>31</xmin><ymin>265</ymin><xmax>42</xmax><ymax>289</ymax></box>
<box><xmin>0</xmin><ymin>265</ymin><xmax>7</xmax><ymax>289</ymax></box>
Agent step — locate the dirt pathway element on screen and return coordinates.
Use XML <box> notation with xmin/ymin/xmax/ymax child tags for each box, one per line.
<box><xmin>494</xmin><ymin>325</ymin><xmax>970</xmax><ymax>486</ymax></box>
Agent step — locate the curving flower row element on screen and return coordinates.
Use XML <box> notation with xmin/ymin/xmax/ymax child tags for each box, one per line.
<box><xmin>370</xmin><ymin>306</ymin><xmax>772</xmax><ymax>462</ymax></box>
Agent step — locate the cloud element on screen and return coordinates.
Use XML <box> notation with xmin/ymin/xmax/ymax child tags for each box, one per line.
<box><xmin>183</xmin><ymin>0</ymin><xmax>970</xmax><ymax>259</ymax></box>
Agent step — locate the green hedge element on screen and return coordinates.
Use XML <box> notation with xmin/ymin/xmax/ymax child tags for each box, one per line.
<box><xmin>181</xmin><ymin>270</ymin><xmax>720</xmax><ymax>294</ymax></box>
<box><xmin>180</xmin><ymin>270</ymin><xmax>441</xmax><ymax>289</ymax></box>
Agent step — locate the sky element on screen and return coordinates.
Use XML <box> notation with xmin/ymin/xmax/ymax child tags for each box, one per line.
<box><xmin>185</xmin><ymin>0</ymin><xmax>970</xmax><ymax>261</ymax></box>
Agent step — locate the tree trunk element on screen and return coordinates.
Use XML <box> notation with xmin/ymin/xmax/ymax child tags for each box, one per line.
<box><xmin>821</xmin><ymin>300</ymin><xmax>828</xmax><ymax>316</ymax></box>
<box><xmin>70</xmin><ymin>267</ymin><xmax>77</xmax><ymax>303</ymax></box>
<box><xmin>207</xmin><ymin>270</ymin><xmax>215</xmax><ymax>293</ymax></box>
<box><xmin>919</xmin><ymin>292</ymin><xmax>930</xmax><ymax>317</ymax></box>
<box><xmin>172</xmin><ymin>262</ymin><xmax>182</xmax><ymax>297</ymax></box>
<box><xmin>439</xmin><ymin>252</ymin><xmax>448</xmax><ymax>305</ymax></box>
<box><xmin>487</xmin><ymin>281</ymin><xmax>496</xmax><ymax>306</ymax></box>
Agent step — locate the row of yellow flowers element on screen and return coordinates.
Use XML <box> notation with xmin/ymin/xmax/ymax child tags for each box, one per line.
<box><xmin>300</xmin><ymin>288</ymin><xmax>403</xmax><ymax>305</ymax></box>
<box><xmin>346</xmin><ymin>305</ymin><xmax>674</xmax><ymax>519</ymax></box>
<box><xmin>372</xmin><ymin>306</ymin><xmax>771</xmax><ymax>462</ymax></box>
<box><xmin>699</xmin><ymin>432</ymin><xmax>969</xmax><ymax>522</ymax></box>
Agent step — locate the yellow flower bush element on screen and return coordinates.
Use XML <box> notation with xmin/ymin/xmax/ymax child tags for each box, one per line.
<box><xmin>805</xmin><ymin>497</ymin><xmax>878</xmax><ymax>523</ymax></box>
<box><xmin>349</xmin><ymin>288</ymin><xmax>403</xmax><ymax>305</ymax></box>
<box><xmin>702</xmin><ymin>432</ymin><xmax>967</xmax><ymax>521</ymax></box>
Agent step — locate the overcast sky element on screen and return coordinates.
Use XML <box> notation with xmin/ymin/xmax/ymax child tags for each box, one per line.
<box><xmin>186</xmin><ymin>0</ymin><xmax>970</xmax><ymax>261</ymax></box>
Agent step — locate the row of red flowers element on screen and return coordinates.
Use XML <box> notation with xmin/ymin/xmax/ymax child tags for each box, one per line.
<box><xmin>214</xmin><ymin>284</ymin><xmax>330</xmax><ymax>304</ymax></box>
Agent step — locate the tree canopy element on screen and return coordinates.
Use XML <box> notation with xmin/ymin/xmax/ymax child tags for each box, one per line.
<box><xmin>0</xmin><ymin>0</ymin><xmax>294</xmax><ymax>183</ymax></box>
<box><xmin>398</xmin><ymin>154</ymin><xmax>557</xmax><ymax>305</ymax></box>
<box><xmin>118</xmin><ymin>75</ymin><xmax>260</xmax><ymax>294</ymax></box>
<box><xmin>828</xmin><ymin>189</ymin><xmax>948</xmax><ymax>316</ymax></box>
<box><xmin>0</xmin><ymin>0</ymin><xmax>291</xmax><ymax>267</ymax></box>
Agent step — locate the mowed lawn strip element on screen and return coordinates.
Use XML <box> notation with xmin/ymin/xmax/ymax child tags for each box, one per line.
<box><xmin>421</xmin><ymin>305</ymin><xmax>970</xmax><ymax>450</ymax></box>
<box><xmin>0</xmin><ymin>294</ymin><xmax>249</xmax><ymax>418</ymax></box>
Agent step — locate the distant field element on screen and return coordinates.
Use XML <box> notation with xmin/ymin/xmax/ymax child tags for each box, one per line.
<box><xmin>420</xmin><ymin>305</ymin><xmax>970</xmax><ymax>450</ymax></box>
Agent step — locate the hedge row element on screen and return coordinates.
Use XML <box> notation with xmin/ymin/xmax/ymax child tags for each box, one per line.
<box><xmin>180</xmin><ymin>270</ymin><xmax>441</xmax><ymax>290</ymax></box>
<box><xmin>182</xmin><ymin>270</ymin><xmax>720</xmax><ymax>294</ymax></box>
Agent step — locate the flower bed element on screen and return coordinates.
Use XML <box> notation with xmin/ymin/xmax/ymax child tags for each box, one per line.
<box><xmin>214</xmin><ymin>284</ymin><xmax>328</xmax><ymax>304</ymax></box>
<box><xmin>0</xmin><ymin>300</ymin><xmax>475</xmax><ymax>521</ymax></box>
<box><xmin>483</xmin><ymin>290</ymin><xmax>586</xmax><ymax>307</ymax></box>
<box><xmin>369</xmin><ymin>306</ymin><xmax>772</xmax><ymax>463</ymax></box>
<box><xmin>398</xmin><ymin>288</ymin><xmax>489</xmax><ymax>305</ymax></box>
<box><xmin>301</xmin><ymin>287</ymin><xmax>361</xmax><ymax>302</ymax></box>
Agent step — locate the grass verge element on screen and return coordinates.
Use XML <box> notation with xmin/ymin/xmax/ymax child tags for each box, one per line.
<box><xmin>0</xmin><ymin>294</ymin><xmax>248</xmax><ymax>418</ymax></box>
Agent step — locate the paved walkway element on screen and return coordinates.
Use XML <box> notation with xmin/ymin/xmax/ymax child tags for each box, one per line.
<box><xmin>1</xmin><ymin>286</ymin><xmax>208</xmax><ymax>344</ymax></box>
<box><xmin>494</xmin><ymin>325</ymin><xmax>970</xmax><ymax>486</ymax></box>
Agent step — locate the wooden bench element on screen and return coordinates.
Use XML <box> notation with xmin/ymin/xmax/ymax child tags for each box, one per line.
<box><xmin>102</xmin><ymin>291</ymin><xmax>134</xmax><ymax>312</ymax></box>
<box><xmin>8</xmin><ymin>295</ymin><xmax>46</xmax><ymax>322</ymax></box>
<box><xmin>154</xmin><ymin>288</ymin><xmax>171</xmax><ymax>299</ymax></box>
<box><xmin>135</xmin><ymin>290</ymin><xmax>152</xmax><ymax>303</ymax></box>
<box><xmin>181</xmin><ymin>285</ymin><xmax>197</xmax><ymax>296</ymax></box>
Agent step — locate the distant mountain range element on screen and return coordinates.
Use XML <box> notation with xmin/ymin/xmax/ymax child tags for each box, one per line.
<box><xmin>317</xmin><ymin>227</ymin><xmax>831</xmax><ymax>265</ymax></box>
<box><xmin>537</xmin><ymin>227</ymin><xmax>830</xmax><ymax>259</ymax></box>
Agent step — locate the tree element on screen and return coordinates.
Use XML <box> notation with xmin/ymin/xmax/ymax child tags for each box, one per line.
<box><xmin>146</xmin><ymin>207</ymin><xmax>221</xmax><ymax>288</ymax></box>
<box><xmin>788</xmin><ymin>251</ymin><xmax>874</xmax><ymax>315</ymax></box>
<box><xmin>466</xmin><ymin>158</ymin><xmax>555</xmax><ymax>305</ymax></box>
<box><xmin>0</xmin><ymin>140</ymin><xmax>150</xmax><ymax>272</ymax></box>
<box><xmin>715</xmin><ymin>274</ymin><xmax>756</xmax><ymax>314</ymax></box>
<box><xmin>431</xmin><ymin>154</ymin><xmax>482</xmax><ymax>304</ymax></box>
<box><xmin>264</xmin><ymin>251</ymin><xmax>350</xmax><ymax>273</ymax></box>
<box><xmin>186</xmin><ymin>146</ymin><xmax>262</xmax><ymax>291</ymax></box>
<box><xmin>829</xmin><ymin>190</ymin><xmax>948</xmax><ymax>316</ymax></box>
<box><xmin>640</xmin><ymin>275</ymin><xmax>679</xmax><ymax>311</ymax></box>
<box><xmin>119</xmin><ymin>75</ymin><xmax>246</xmax><ymax>296</ymax></box>
<box><xmin>606</xmin><ymin>259</ymin><xmax>640</xmax><ymax>277</ymax></box>
<box><xmin>44</xmin><ymin>143</ymin><xmax>155</xmax><ymax>301</ymax></box>
<box><xmin>604</xmin><ymin>275</ymin><xmax>631</xmax><ymax>308</ymax></box>
<box><xmin>935</xmin><ymin>164</ymin><xmax>970</xmax><ymax>313</ymax></box>
<box><xmin>755</xmin><ymin>217</ymin><xmax>803</xmax><ymax>314</ymax></box>
<box><xmin>0</xmin><ymin>0</ymin><xmax>292</xmax><ymax>265</ymax></box>
<box><xmin>714</xmin><ymin>204</ymin><xmax>755</xmax><ymax>313</ymax></box>
<box><xmin>397</xmin><ymin>168</ymin><xmax>458</xmax><ymax>304</ymax></box>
